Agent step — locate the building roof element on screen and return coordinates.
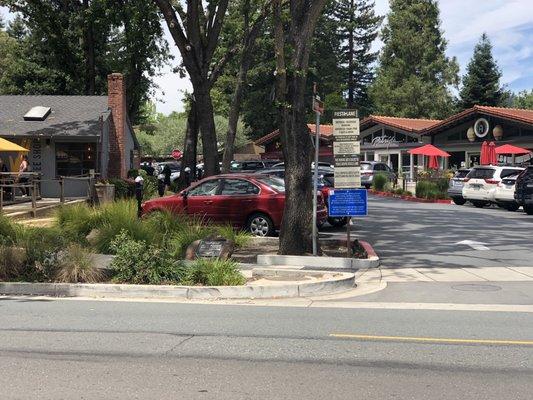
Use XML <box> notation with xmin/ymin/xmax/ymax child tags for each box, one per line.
<box><xmin>0</xmin><ymin>95</ymin><xmax>110</xmax><ymax>138</ymax></box>
<box><xmin>255</xmin><ymin>124</ymin><xmax>333</xmax><ymax>145</ymax></box>
<box><xmin>423</xmin><ymin>105</ymin><xmax>533</xmax><ymax>135</ymax></box>
<box><xmin>361</xmin><ymin>115</ymin><xmax>441</xmax><ymax>133</ymax></box>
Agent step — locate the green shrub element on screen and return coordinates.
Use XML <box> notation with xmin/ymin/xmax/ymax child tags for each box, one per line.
<box><xmin>182</xmin><ymin>258</ymin><xmax>246</xmax><ymax>286</ymax></box>
<box><xmin>404</xmin><ymin>190</ymin><xmax>413</xmax><ymax>196</ymax></box>
<box><xmin>215</xmin><ymin>225</ymin><xmax>251</xmax><ymax>248</ymax></box>
<box><xmin>55</xmin><ymin>203</ymin><xmax>96</xmax><ymax>242</ymax></box>
<box><xmin>372</xmin><ymin>173</ymin><xmax>388</xmax><ymax>191</ymax></box>
<box><xmin>168</xmin><ymin>224</ymin><xmax>212</xmax><ymax>258</ymax></box>
<box><xmin>0</xmin><ymin>215</ymin><xmax>17</xmax><ymax>245</ymax></box>
<box><xmin>416</xmin><ymin>181</ymin><xmax>439</xmax><ymax>199</ymax></box>
<box><xmin>0</xmin><ymin>245</ymin><xmax>26</xmax><ymax>281</ymax></box>
<box><xmin>108</xmin><ymin>178</ymin><xmax>135</xmax><ymax>199</ymax></box>
<box><xmin>54</xmin><ymin>244</ymin><xmax>104</xmax><ymax>283</ymax></box>
<box><xmin>435</xmin><ymin>177</ymin><xmax>450</xmax><ymax>193</ymax></box>
<box><xmin>394</xmin><ymin>188</ymin><xmax>404</xmax><ymax>195</ymax></box>
<box><xmin>93</xmin><ymin>200</ymin><xmax>154</xmax><ymax>254</ymax></box>
<box><xmin>110</xmin><ymin>231</ymin><xmax>187</xmax><ymax>284</ymax></box>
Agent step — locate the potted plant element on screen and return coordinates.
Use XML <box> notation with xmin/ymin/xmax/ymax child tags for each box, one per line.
<box><xmin>95</xmin><ymin>180</ymin><xmax>115</xmax><ymax>204</ymax></box>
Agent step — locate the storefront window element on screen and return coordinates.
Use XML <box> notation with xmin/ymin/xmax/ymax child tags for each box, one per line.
<box><xmin>56</xmin><ymin>142</ymin><xmax>96</xmax><ymax>176</ymax></box>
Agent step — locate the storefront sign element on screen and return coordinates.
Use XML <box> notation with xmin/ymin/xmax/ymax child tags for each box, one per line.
<box><xmin>328</xmin><ymin>189</ymin><xmax>367</xmax><ymax>217</ymax></box>
<box><xmin>332</xmin><ymin>110</ymin><xmax>360</xmax><ymax>188</ymax></box>
<box><xmin>371</xmin><ymin>136</ymin><xmax>399</xmax><ymax>146</ymax></box>
<box><xmin>474</xmin><ymin>118</ymin><xmax>490</xmax><ymax>138</ymax></box>
<box><xmin>31</xmin><ymin>138</ymin><xmax>42</xmax><ymax>172</ymax></box>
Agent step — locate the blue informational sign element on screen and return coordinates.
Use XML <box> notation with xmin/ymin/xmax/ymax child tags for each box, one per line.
<box><xmin>328</xmin><ymin>189</ymin><xmax>367</xmax><ymax>217</ymax></box>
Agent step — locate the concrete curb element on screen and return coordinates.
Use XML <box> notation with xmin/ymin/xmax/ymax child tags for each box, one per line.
<box><xmin>0</xmin><ymin>270</ymin><xmax>355</xmax><ymax>300</ymax></box>
<box><xmin>256</xmin><ymin>240</ymin><xmax>380</xmax><ymax>271</ymax></box>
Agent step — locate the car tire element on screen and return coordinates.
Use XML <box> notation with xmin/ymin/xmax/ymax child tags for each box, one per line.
<box><xmin>472</xmin><ymin>201</ymin><xmax>487</xmax><ymax>208</ymax></box>
<box><xmin>327</xmin><ymin>217</ymin><xmax>348</xmax><ymax>228</ymax></box>
<box><xmin>247</xmin><ymin>213</ymin><xmax>274</xmax><ymax>237</ymax></box>
<box><xmin>524</xmin><ymin>205</ymin><xmax>533</xmax><ymax>215</ymax></box>
<box><xmin>452</xmin><ymin>197</ymin><xmax>466</xmax><ymax>205</ymax></box>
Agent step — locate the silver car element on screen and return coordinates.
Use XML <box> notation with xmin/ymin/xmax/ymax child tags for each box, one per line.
<box><xmin>447</xmin><ymin>168</ymin><xmax>470</xmax><ymax>205</ymax></box>
<box><xmin>360</xmin><ymin>161</ymin><xmax>397</xmax><ymax>189</ymax></box>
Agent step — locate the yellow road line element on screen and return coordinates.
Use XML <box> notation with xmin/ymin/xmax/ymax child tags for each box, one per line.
<box><xmin>329</xmin><ymin>333</ymin><xmax>533</xmax><ymax>346</ymax></box>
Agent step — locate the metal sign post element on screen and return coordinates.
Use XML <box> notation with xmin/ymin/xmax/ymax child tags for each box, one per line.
<box><xmin>311</xmin><ymin>83</ymin><xmax>324</xmax><ymax>256</ymax></box>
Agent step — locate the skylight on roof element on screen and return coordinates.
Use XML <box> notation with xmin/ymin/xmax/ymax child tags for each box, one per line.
<box><xmin>24</xmin><ymin>106</ymin><xmax>51</xmax><ymax>121</ymax></box>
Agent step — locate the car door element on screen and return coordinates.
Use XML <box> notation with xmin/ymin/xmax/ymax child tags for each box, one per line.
<box><xmin>185</xmin><ymin>178</ymin><xmax>222</xmax><ymax>223</ymax></box>
<box><xmin>217</xmin><ymin>178</ymin><xmax>261</xmax><ymax>226</ymax></box>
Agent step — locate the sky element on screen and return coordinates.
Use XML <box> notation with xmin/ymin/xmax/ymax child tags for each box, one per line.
<box><xmin>2</xmin><ymin>1</ymin><xmax>533</xmax><ymax>115</ymax></box>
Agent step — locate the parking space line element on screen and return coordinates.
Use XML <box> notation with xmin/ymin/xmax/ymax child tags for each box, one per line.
<box><xmin>329</xmin><ymin>333</ymin><xmax>533</xmax><ymax>346</ymax></box>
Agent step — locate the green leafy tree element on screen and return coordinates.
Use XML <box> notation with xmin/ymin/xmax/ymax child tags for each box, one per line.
<box><xmin>369</xmin><ymin>0</ymin><xmax>459</xmax><ymax>119</ymax></box>
<box><xmin>333</xmin><ymin>0</ymin><xmax>382</xmax><ymax>115</ymax></box>
<box><xmin>459</xmin><ymin>33</ymin><xmax>504</xmax><ymax>109</ymax></box>
<box><xmin>511</xmin><ymin>90</ymin><xmax>533</xmax><ymax>110</ymax></box>
<box><xmin>0</xmin><ymin>0</ymin><xmax>169</xmax><ymax>123</ymax></box>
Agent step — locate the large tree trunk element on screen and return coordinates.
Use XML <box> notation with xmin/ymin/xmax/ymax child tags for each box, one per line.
<box><xmin>273</xmin><ymin>0</ymin><xmax>328</xmax><ymax>255</ymax></box>
<box><xmin>221</xmin><ymin>56</ymin><xmax>252</xmax><ymax>173</ymax></box>
<box><xmin>177</xmin><ymin>101</ymin><xmax>198</xmax><ymax>190</ymax></box>
<box><xmin>195</xmin><ymin>89</ymin><xmax>220</xmax><ymax>177</ymax></box>
<box><xmin>279</xmin><ymin>75</ymin><xmax>314</xmax><ymax>255</ymax></box>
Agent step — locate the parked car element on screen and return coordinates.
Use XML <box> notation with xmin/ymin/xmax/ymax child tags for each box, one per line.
<box><xmin>360</xmin><ymin>161</ymin><xmax>396</xmax><ymax>189</ymax></box>
<box><xmin>230</xmin><ymin>160</ymin><xmax>279</xmax><ymax>172</ymax></box>
<box><xmin>462</xmin><ymin>166</ymin><xmax>524</xmax><ymax>208</ymax></box>
<box><xmin>272</xmin><ymin>161</ymin><xmax>334</xmax><ymax>170</ymax></box>
<box><xmin>447</xmin><ymin>168</ymin><xmax>471</xmax><ymax>205</ymax></box>
<box><xmin>156</xmin><ymin>161</ymin><xmax>181</xmax><ymax>183</ymax></box>
<box><xmin>256</xmin><ymin>168</ymin><xmax>346</xmax><ymax>227</ymax></box>
<box><xmin>515</xmin><ymin>166</ymin><xmax>533</xmax><ymax>215</ymax></box>
<box><xmin>141</xmin><ymin>174</ymin><xmax>328</xmax><ymax>236</ymax></box>
<box><xmin>492</xmin><ymin>173</ymin><xmax>522</xmax><ymax>211</ymax></box>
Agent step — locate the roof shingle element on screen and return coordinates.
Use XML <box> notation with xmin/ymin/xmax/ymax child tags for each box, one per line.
<box><xmin>0</xmin><ymin>95</ymin><xmax>109</xmax><ymax>138</ymax></box>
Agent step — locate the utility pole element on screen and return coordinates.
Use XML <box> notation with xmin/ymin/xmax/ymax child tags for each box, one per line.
<box><xmin>312</xmin><ymin>83</ymin><xmax>324</xmax><ymax>256</ymax></box>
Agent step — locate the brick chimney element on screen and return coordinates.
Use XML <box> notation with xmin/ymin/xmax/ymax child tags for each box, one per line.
<box><xmin>107</xmin><ymin>73</ymin><xmax>127</xmax><ymax>178</ymax></box>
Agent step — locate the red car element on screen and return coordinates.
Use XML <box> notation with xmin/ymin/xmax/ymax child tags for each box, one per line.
<box><xmin>141</xmin><ymin>174</ymin><xmax>328</xmax><ymax>236</ymax></box>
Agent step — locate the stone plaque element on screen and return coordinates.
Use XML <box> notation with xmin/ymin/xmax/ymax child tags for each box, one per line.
<box><xmin>186</xmin><ymin>237</ymin><xmax>235</xmax><ymax>260</ymax></box>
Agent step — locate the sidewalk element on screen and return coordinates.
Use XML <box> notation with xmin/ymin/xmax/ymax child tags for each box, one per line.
<box><xmin>360</xmin><ymin>266</ymin><xmax>533</xmax><ymax>283</ymax></box>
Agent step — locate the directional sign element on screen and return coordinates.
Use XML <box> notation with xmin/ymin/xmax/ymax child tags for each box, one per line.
<box><xmin>328</xmin><ymin>189</ymin><xmax>367</xmax><ymax>217</ymax></box>
<box><xmin>332</xmin><ymin>109</ymin><xmax>360</xmax><ymax>188</ymax></box>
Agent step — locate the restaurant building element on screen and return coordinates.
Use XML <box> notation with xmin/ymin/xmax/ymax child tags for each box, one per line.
<box><xmin>255</xmin><ymin>105</ymin><xmax>533</xmax><ymax>173</ymax></box>
<box><xmin>0</xmin><ymin>73</ymin><xmax>139</xmax><ymax>197</ymax></box>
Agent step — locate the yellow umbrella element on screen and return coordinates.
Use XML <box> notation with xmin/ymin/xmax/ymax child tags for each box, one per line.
<box><xmin>0</xmin><ymin>137</ymin><xmax>29</xmax><ymax>152</ymax></box>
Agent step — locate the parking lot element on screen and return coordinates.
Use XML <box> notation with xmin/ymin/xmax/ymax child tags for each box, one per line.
<box><xmin>323</xmin><ymin>195</ymin><xmax>533</xmax><ymax>270</ymax></box>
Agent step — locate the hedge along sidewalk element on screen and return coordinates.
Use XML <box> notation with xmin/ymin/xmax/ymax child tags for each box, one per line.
<box><xmin>0</xmin><ymin>270</ymin><xmax>355</xmax><ymax>300</ymax></box>
<box><xmin>369</xmin><ymin>189</ymin><xmax>452</xmax><ymax>204</ymax></box>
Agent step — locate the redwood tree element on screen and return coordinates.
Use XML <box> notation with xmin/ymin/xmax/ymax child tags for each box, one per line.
<box><xmin>273</xmin><ymin>0</ymin><xmax>328</xmax><ymax>255</ymax></box>
<box><xmin>154</xmin><ymin>0</ymin><xmax>232</xmax><ymax>177</ymax></box>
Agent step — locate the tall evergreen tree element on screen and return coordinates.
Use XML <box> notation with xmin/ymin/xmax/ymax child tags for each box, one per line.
<box><xmin>6</xmin><ymin>14</ymin><xmax>26</xmax><ymax>40</ymax></box>
<box><xmin>369</xmin><ymin>0</ymin><xmax>459</xmax><ymax>119</ymax></box>
<box><xmin>333</xmin><ymin>0</ymin><xmax>382</xmax><ymax>115</ymax></box>
<box><xmin>459</xmin><ymin>33</ymin><xmax>503</xmax><ymax>109</ymax></box>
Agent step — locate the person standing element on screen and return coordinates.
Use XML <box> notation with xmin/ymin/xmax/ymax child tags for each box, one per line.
<box><xmin>18</xmin><ymin>155</ymin><xmax>30</xmax><ymax>197</ymax></box>
<box><xmin>162</xmin><ymin>163</ymin><xmax>172</xmax><ymax>192</ymax></box>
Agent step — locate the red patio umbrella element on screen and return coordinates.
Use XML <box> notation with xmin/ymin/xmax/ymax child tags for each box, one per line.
<box><xmin>409</xmin><ymin>144</ymin><xmax>450</xmax><ymax>170</ymax></box>
<box><xmin>408</xmin><ymin>144</ymin><xmax>451</xmax><ymax>157</ymax></box>
<box><xmin>428</xmin><ymin>155</ymin><xmax>439</xmax><ymax>169</ymax></box>
<box><xmin>487</xmin><ymin>141</ymin><xmax>497</xmax><ymax>165</ymax></box>
<box><xmin>480</xmin><ymin>141</ymin><xmax>489</xmax><ymax>165</ymax></box>
<box><xmin>495</xmin><ymin>144</ymin><xmax>532</xmax><ymax>155</ymax></box>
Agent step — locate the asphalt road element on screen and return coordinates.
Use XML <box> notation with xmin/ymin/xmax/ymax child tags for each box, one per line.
<box><xmin>323</xmin><ymin>195</ymin><xmax>533</xmax><ymax>269</ymax></box>
<box><xmin>1</xmin><ymin>298</ymin><xmax>532</xmax><ymax>399</ymax></box>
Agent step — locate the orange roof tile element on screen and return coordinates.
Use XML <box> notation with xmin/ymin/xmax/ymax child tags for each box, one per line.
<box><xmin>361</xmin><ymin>115</ymin><xmax>441</xmax><ymax>133</ymax></box>
<box><xmin>254</xmin><ymin>124</ymin><xmax>333</xmax><ymax>145</ymax></box>
<box><xmin>424</xmin><ymin>105</ymin><xmax>533</xmax><ymax>135</ymax></box>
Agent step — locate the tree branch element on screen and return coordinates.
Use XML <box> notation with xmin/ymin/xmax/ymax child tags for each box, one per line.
<box><xmin>205</xmin><ymin>0</ymin><xmax>229</xmax><ymax>61</ymax></box>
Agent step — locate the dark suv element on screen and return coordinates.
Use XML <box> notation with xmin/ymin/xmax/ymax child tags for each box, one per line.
<box><xmin>515</xmin><ymin>166</ymin><xmax>533</xmax><ymax>215</ymax></box>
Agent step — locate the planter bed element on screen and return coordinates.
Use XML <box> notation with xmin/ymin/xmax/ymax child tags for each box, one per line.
<box><xmin>369</xmin><ymin>189</ymin><xmax>451</xmax><ymax>204</ymax></box>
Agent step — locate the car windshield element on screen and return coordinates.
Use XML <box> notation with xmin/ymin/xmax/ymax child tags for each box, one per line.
<box><xmin>467</xmin><ymin>168</ymin><xmax>495</xmax><ymax>179</ymax></box>
<box><xmin>361</xmin><ymin>163</ymin><xmax>372</xmax><ymax>171</ymax></box>
<box><xmin>257</xmin><ymin>176</ymin><xmax>285</xmax><ymax>192</ymax></box>
<box><xmin>454</xmin><ymin>170</ymin><xmax>470</xmax><ymax>179</ymax></box>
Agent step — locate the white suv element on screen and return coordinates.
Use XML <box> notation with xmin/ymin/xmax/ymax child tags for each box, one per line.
<box><xmin>462</xmin><ymin>166</ymin><xmax>524</xmax><ymax>208</ymax></box>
